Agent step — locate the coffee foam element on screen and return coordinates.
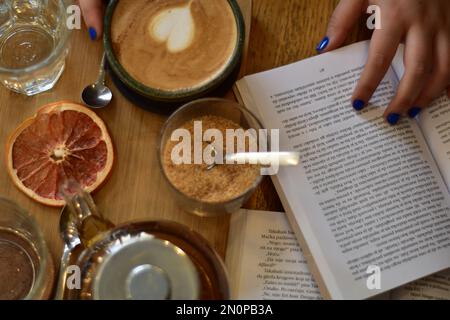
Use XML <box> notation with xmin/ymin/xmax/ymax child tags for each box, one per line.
<box><xmin>111</xmin><ymin>0</ymin><xmax>238</xmax><ymax>92</ymax></box>
<box><xmin>149</xmin><ymin>3</ymin><xmax>195</xmax><ymax>53</ymax></box>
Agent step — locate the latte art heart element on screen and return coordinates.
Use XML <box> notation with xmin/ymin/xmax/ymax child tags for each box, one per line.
<box><xmin>149</xmin><ymin>4</ymin><xmax>195</xmax><ymax>53</ymax></box>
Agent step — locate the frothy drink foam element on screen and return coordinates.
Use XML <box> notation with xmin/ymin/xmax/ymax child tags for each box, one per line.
<box><xmin>149</xmin><ymin>2</ymin><xmax>196</xmax><ymax>53</ymax></box>
<box><xmin>111</xmin><ymin>0</ymin><xmax>238</xmax><ymax>92</ymax></box>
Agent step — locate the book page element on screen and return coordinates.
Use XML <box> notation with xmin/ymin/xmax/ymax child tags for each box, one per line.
<box><xmin>392</xmin><ymin>46</ymin><xmax>450</xmax><ymax>191</ymax></box>
<box><xmin>391</xmin><ymin>269</ymin><xmax>450</xmax><ymax>300</ymax></box>
<box><xmin>226</xmin><ymin>210</ymin><xmax>322</xmax><ymax>300</ymax></box>
<box><xmin>236</xmin><ymin>41</ymin><xmax>450</xmax><ymax>299</ymax></box>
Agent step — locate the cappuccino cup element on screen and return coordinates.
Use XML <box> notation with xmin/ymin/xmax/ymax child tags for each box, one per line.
<box><xmin>104</xmin><ymin>0</ymin><xmax>244</xmax><ymax>105</ymax></box>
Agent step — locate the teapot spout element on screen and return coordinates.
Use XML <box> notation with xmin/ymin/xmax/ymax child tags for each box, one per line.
<box><xmin>60</xmin><ymin>179</ymin><xmax>114</xmax><ymax>247</ymax></box>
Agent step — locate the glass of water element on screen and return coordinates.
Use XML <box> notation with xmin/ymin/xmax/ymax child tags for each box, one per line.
<box><xmin>0</xmin><ymin>0</ymin><xmax>71</xmax><ymax>96</ymax></box>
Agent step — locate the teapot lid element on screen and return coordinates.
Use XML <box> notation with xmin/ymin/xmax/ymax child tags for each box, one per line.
<box><xmin>77</xmin><ymin>229</ymin><xmax>200</xmax><ymax>300</ymax></box>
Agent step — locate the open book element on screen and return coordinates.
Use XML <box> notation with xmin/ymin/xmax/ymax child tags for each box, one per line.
<box><xmin>233</xmin><ymin>41</ymin><xmax>450</xmax><ymax>299</ymax></box>
<box><xmin>226</xmin><ymin>210</ymin><xmax>322</xmax><ymax>300</ymax></box>
<box><xmin>226</xmin><ymin>210</ymin><xmax>450</xmax><ymax>300</ymax></box>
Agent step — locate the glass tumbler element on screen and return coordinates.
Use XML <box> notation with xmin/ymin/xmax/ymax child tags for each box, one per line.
<box><xmin>0</xmin><ymin>0</ymin><xmax>71</xmax><ymax>96</ymax></box>
<box><xmin>158</xmin><ymin>98</ymin><xmax>265</xmax><ymax>217</ymax></box>
<box><xmin>0</xmin><ymin>198</ymin><xmax>54</xmax><ymax>300</ymax></box>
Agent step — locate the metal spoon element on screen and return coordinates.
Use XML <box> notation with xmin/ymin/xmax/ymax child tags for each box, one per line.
<box><xmin>54</xmin><ymin>205</ymin><xmax>81</xmax><ymax>300</ymax></box>
<box><xmin>206</xmin><ymin>148</ymin><xmax>300</xmax><ymax>171</ymax></box>
<box><xmin>81</xmin><ymin>53</ymin><xmax>112</xmax><ymax>109</ymax></box>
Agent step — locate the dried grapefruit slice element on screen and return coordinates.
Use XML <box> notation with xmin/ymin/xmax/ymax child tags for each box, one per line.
<box><xmin>6</xmin><ymin>101</ymin><xmax>114</xmax><ymax>207</ymax></box>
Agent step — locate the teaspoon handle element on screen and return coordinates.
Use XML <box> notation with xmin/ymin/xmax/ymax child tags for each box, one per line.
<box><xmin>96</xmin><ymin>53</ymin><xmax>107</xmax><ymax>85</ymax></box>
<box><xmin>224</xmin><ymin>152</ymin><xmax>300</xmax><ymax>166</ymax></box>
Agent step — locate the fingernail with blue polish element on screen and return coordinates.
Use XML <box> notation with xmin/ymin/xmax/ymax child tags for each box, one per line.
<box><xmin>316</xmin><ymin>36</ymin><xmax>329</xmax><ymax>52</ymax></box>
<box><xmin>89</xmin><ymin>27</ymin><xmax>97</xmax><ymax>41</ymax></box>
<box><xmin>387</xmin><ymin>113</ymin><xmax>401</xmax><ymax>125</ymax></box>
<box><xmin>353</xmin><ymin>99</ymin><xmax>365</xmax><ymax>111</ymax></box>
<box><xmin>408</xmin><ymin>107</ymin><xmax>421</xmax><ymax>118</ymax></box>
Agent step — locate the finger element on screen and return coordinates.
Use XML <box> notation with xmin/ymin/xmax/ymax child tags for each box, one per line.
<box><xmin>413</xmin><ymin>32</ymin><xmax>450</xmax><ymax>115</ymax></box>
<box><xmin>316</xmin><ymin>0</ymin><xmax>366</xmax><ymax>53</ymax></box>
<box><xmin>79</xmin><ymin>0</ymin><xmax>104</xmax><ymax>40</ymax></box>
<box><xmin>383</xmin><ymin>27</ymin><xmax>433</xmax><ymax>124</ymax></box>
<box><xmin>351</xmin><ymin>25</ymin><xmax>402</xmax><ymax>111</ymax></box>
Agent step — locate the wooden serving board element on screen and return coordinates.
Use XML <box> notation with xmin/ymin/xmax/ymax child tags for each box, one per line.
<box><xmin>0</xmin><ymin>0</ymin><xmax>252</xmax><ymax>266</ymax></box>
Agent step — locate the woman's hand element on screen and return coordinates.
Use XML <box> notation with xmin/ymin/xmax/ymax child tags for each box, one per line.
<box><xmin>78</xmin><ymin>0</ymin><xmax>105</xmax><ymax>40</ymax></box>
<box><xmin>318</xmin><ymin>0</ymin><xmax>450</xmax><ymax>124</ymax></box>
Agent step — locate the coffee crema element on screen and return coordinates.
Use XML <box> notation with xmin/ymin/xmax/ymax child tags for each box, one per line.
<box><xmin>111</xmin><ymin>0</ymin><xmax>238</xmax><ymax>92</ymax></box>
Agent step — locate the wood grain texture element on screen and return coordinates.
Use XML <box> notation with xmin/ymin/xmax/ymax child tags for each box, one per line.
<box><xmin>0</xmin><ymin>0</ymin><xmax>370</xmax><ymax>273</ymax></box>
<box><xmin>247</xmin><ymin>0</ymin><xmax>370</xmax><ymax>75</ymax></box>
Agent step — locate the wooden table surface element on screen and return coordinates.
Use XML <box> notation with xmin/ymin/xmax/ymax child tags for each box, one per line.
<box><xmin>0</xmin><ymin>0</ymin><xmax>370</xmax><ymax>267</ymax></box>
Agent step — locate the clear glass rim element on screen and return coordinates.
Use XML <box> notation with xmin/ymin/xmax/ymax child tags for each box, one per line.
<box><xmin>158</xmin><ymin>98</ymin><xmax>265</xmax><ymax>206</ymax></box>
<box><xmin>0</xmin><ymin>0</ymin><xmax>71</xmax><ymax>75</ymax></box>
<box><xmin>0</xmin><ymin>197</ymin><xmax>50</xmax><ymax>300</ymax></box>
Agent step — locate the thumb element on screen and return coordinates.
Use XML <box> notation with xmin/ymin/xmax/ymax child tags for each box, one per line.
<box><xmin>79</xmin><ymin>0</ymin><xmax>104</xmax><ymax>40</ymax></box>
<box><xmin>317</xmin><ymin>0</ymin><xmax>366</xmax><ymax>53</ymax></box>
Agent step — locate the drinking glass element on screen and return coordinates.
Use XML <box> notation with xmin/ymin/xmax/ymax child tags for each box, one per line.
<box><xmin>158</xmin><ymin>98</ymin><xmax>264</xmax><ymax>217</ymax></box>
<box><xmin>0</xmin><ymin>198</ymin><xmax>54</xmax><ymax>300</ymax></box>
<box><xmin>0</xmin><ymin>0</ymin><xmax>71</xmax><ymax>96</ymax></box>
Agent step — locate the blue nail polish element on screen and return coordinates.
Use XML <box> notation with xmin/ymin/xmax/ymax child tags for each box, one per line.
<box><xmin>408</xmin><ymin>107</ymin><xmax>421</xmax><ymax>118</ymax></box>
<box><xmin>89</xmin><ymin>27</ymin><xmax>97</xmax><ymax>41</ymax></box>
<box><xmin>387</xmin><ymin>113</ymin><xmax>401</xmax><ymax>125</ymax></box>
<box><xmin>316</xmin><ymin>36</ymin><xmax>329</xmax><ymax>52</ymax></box>
<box><xmin>353</xmin><ymin>99</ymin><xmax>365</xmax><ymax>111</ymax></box>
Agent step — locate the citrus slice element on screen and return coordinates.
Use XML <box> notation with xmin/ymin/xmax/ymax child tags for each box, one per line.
<box><xmin>6</xmin><ymin>101</ymin><xmax>114</xmax><ymax>207</ymax></box>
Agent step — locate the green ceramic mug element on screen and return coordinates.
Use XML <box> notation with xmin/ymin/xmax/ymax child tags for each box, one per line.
<box><xmin>104</xmin><ymin>0</ymin><xmax>245</xmax><ymax>104</ymax></box>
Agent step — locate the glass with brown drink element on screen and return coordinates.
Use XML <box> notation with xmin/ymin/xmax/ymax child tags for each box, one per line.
<box><xmin>0</xmin><ymin>198</ymin><xmax>54</xmax><ymax>300</ymax></box>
